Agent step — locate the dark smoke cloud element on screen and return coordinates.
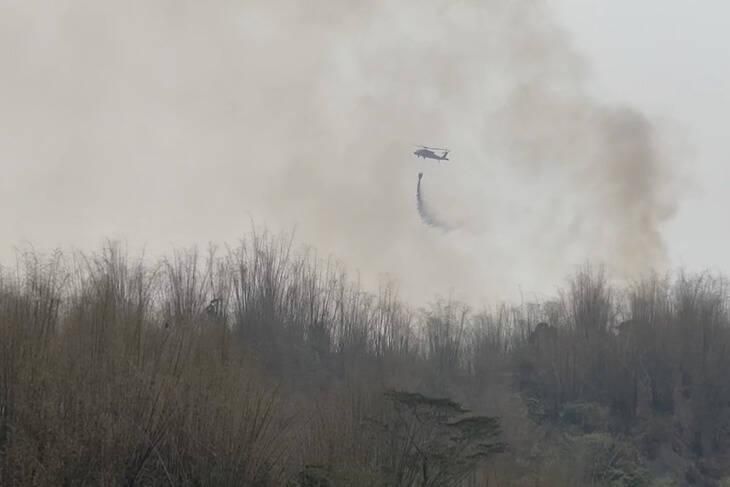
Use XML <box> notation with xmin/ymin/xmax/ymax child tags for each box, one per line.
<box><xmin>0</xmin><ymin>0</ymin><xmax>681</xmax><ymax>304</ymax></box>
<box><xmin>488</xmin><ymin>84</ymin><xmax>679</xmax><ymax>279</ymax></box>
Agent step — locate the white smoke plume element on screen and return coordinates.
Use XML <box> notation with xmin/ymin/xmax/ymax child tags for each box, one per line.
<box><xmin>0</xmin><ymin>0</ymin><xmax>682</xmax><ymax>305</ymax></box>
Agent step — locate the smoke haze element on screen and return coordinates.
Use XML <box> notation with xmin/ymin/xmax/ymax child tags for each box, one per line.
<box><xmin>0</xmin><ymin>0</ymin><xmax>681</xmax><ymax>305</ymax></box>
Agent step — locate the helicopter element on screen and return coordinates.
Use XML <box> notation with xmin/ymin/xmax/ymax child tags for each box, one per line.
<box><xmin>413</xmin><ymin>145</ymin><xmax>449</xmax><ymax>162</ymax></box>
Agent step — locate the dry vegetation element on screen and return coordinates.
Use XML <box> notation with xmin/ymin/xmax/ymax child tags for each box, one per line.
<box><xmin>2</xmin><ymin>231</ymin><xmax>730</xmax><ymax>486</ymax></box>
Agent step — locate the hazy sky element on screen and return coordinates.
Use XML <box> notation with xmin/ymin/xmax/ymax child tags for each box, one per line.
<box><xmin>1</xmin><ymin>1</ymin><xmax>727</xmax><ymax>306</ymax></box>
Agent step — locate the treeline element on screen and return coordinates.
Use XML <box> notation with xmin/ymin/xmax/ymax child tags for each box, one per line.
<box><xmin>1</xmin><ymin>232</ymin><xmax>730</xmax><ymax>486</ymax></box>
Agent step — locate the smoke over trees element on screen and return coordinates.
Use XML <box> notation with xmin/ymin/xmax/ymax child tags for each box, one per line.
<box><xmin>0</xmin><ymin>2</ymin><xmax>700</xmax><ymax>483</ymax></box>
<box><xmin>0</xmin><ymin>0</ymin><xmax>682</xmax><ymax>304</ymax></box>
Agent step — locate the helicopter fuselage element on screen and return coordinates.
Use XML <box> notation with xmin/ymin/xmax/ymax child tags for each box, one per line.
<box><xmin>414</xmin><ymin>149</ymin><xmax>449</xmax><ymax>160</ymax></box>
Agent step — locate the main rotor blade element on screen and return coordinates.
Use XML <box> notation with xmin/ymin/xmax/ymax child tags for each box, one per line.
<box><xmin>416</xmin><ymin>145</ymin><xmax>449</xmax><ymax>151</ymax></box>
